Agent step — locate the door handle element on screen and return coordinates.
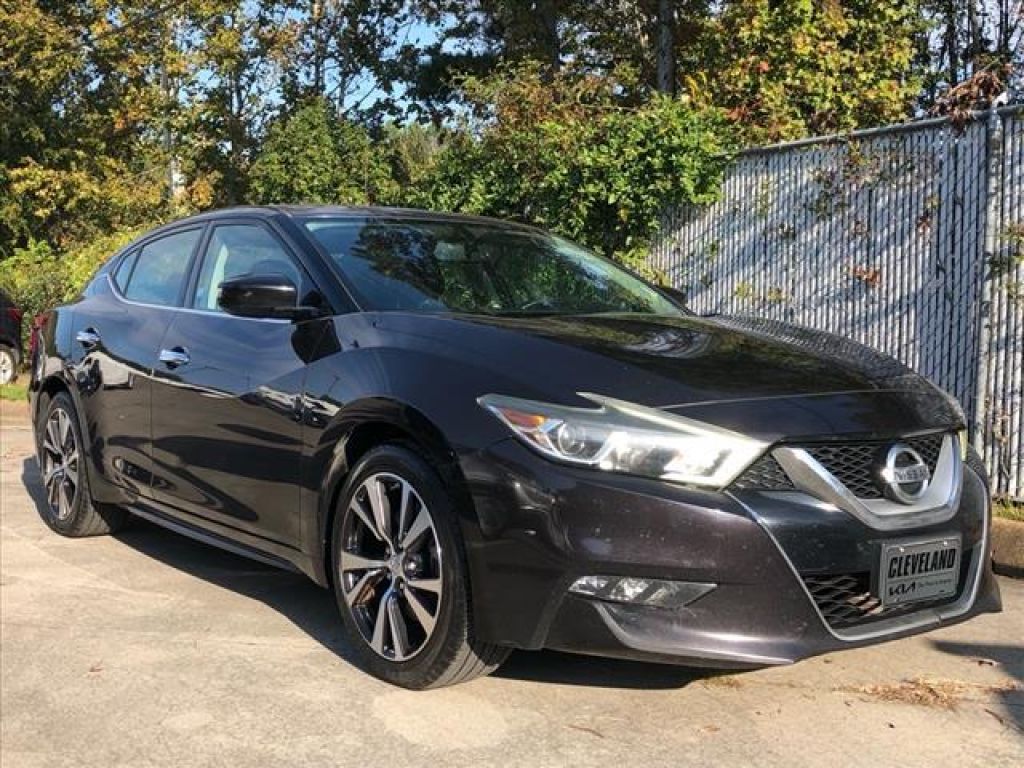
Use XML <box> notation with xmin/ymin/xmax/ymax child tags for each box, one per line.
<box><xmin>159</xmin><ymin>346</ymin><xmax>191</xmax><ymax>369</ymax></box>
<box><xmin>76</xmin><ymin>328</ymin><xmax>101</xmax><ymax>348</ymax></box>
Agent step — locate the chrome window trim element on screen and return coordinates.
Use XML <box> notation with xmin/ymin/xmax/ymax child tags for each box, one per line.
<box><xmin>772</xmin><ymin>433</ymin><xmax>961</xmax><ymax>532</ymax></box>
<box><xmin>729</xmin><ymin>490</ymin><xmax>988</xmax><ymax>643</ymax></box>
<box><xmin>105</xmin><ymin>275</ymin><xmax>292</xmax><ymax>325</ymax></box>
<box><xmin>114</xmin><ymin>225</ymin><xmax>206</xmax><ymax>308</ymax></box>
<box><xmin>105</xmin><ymin>218</ymin><xmax>326</xmax><ymax>324</ymax></box>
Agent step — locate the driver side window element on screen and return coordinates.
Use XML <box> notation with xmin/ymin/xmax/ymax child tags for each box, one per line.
<box><xmin>192</xmin><ymin>224</ymin><xmax>308</xmax><ymax>312</ymax></box>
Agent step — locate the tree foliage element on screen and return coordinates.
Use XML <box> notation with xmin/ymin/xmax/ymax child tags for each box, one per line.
<box><xmin>0</xmin><ymin>0</ymin><xmax>173</xmax><ymax>253</ymax></box>
<box><xmin>1</xmin><ymin>0</ymin><xmax>1020</xmax><ymax>333</ymax></box>
<box><xmin>249</xmin><ymin>99</ymin><xmax>392</xmax><ymax>205</ymax></box>
<box><xmin>699</xmin><ymin>0</ymin><xmax>926</xmax><ymax>142</ymax></box>
<box><xmin>413</xmin><ymin>67</ymin><xmax>733</xmax><ymax>270</ymax></box>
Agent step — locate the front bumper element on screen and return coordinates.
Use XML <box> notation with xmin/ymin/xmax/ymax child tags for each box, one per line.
<box><xmin>460</xmin><ymin>439</ymin><xmax>1002</xmax><ymax>667</ymax></box>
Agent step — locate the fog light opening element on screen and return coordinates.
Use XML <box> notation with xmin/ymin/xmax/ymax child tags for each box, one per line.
<box><xmin>569</xmin><ymin>576</ymin><xmax>715</xmax><ymax>609</ymax></box>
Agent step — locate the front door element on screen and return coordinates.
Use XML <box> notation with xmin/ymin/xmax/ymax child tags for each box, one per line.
<box><xmin>149</xmin><ymin>221</ymin><xmax>319</xmax><ymax>546</ymax></box>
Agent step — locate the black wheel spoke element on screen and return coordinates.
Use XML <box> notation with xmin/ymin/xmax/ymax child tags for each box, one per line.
<box><xmin>402</xmin><ymin>586</ymin><xmax>437</xmax><ymax>635</ymax></box>
<box><xmin>387</xmin><ymin>594</ymin><xmax>410</xmax><ymax>661</ymax></box>
<box><xmin>367</xmin><ymin>477</ymin><xmax>394</xmax><ymax>547</ymax></box>
<box><xmin>370</xmin><ymin>589</ymin><xmax>391</xmax><ymax>655</ymax></box>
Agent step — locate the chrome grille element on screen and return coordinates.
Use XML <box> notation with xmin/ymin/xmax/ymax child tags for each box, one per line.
<box><xmin>805</xmin><ymin>434</ymin><xmax>943</xmax><ymax>499</ymax></box>
<box><xmin>731</xmin><ymin>432</ymin><xmax>946</xmax><ymax>498</ymax></box>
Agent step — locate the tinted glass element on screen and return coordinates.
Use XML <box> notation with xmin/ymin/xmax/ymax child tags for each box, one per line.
<box><xmin>192</xmin><ymin>224</ymin><xmax>306</xmax><ymax>311</ymax></box>
<box><xmin>303</xmin><ymin>218</ymin><xmax>681</xmax><ymax>316</ymax></box>
<box><xmin>123</xmin><ymin>229</ymin><xmax>201</xmax><ymax>306</ymax></box>
<box><xmin>113</xmin><ymin>249</ymin><xmax>139</xmax><ymax>291</ymax></box>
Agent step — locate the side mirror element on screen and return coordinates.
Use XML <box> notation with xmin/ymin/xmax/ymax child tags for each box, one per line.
<box><xmin>218</xmin><ymin>274</ymin><xmax>319</xmax><ymax>320</ymax></box>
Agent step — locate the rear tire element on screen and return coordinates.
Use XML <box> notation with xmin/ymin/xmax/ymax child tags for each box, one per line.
<box><xmin>36</xmin><ymin>392</ymin><xmax>126</xmax><ymax>537</ymax></box>
<box><xmin>330</xmin><ymin>444</ymin><xmax>509</xmax><ymax>689</ymax></box>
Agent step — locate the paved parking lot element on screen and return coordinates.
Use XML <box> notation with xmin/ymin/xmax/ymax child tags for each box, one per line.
<box><xmin>1</xmin><ymin>405</ymin><xmax>1022</xmax><ymax>767</ymax></box>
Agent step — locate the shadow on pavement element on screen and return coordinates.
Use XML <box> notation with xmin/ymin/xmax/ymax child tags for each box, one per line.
<box><xmin>931</xmin><ymin>639</ymin><xmax>1024</xmax><ymax>731</ymax></box>
<box><xmin>20</xmin><ymin>457</ymin><xmax>358</xmax><ymax>666</ymax></box>
<box><xmin>497</xmin><ymin>649</ymin><xmax>710</xmax><ymax>689</ymax></box>
<box><xmin>20</xmin><ymin>456</ymin><xmax>710</xmax><ymax>690</ymax></box>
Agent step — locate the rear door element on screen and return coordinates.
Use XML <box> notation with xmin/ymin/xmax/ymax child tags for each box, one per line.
<box><xmin>148</xmin><ymin>219</ymin><xmax>321</xmax><ymax>546</ymax></box>
<box><xmin>71</xmin><ymin>227</ymin><xmax>203</xmax><ymax>502</ymax></box>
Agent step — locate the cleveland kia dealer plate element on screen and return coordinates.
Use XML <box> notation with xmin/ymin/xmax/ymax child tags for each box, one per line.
<box><xmin>880</xmin><ymin>537</ymin><xmax>961</xmax><ymax>607</ymax></box>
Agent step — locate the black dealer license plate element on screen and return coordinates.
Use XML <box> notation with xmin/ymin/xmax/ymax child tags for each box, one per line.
<box><xmin>879</xmin><ymin>537</ymin><xmax>961</xmax><ymax>607</ymax></box>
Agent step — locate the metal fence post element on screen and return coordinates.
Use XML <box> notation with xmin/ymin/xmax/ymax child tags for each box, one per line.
<box><xmin>973</xmin><ymin>109</ymin><xmax>1004</xmax><ymax>469</ymax></box>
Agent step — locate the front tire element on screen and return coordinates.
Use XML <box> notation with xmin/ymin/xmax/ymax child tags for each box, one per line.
<box><xmin>37</xmin><ymin>392</ymin><xmax>125</xmax><ymax>537</ymax></box>
<box><xmin>330</xmin><ymin>444</ymin><xmax>509</xmax><ymax>688</ymax></box>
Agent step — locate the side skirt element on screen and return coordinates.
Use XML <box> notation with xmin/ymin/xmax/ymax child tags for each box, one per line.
<box><xmin>123</xmin><ymin>502</ymin><xmax>315</xmax><ymax>579</ymax></box>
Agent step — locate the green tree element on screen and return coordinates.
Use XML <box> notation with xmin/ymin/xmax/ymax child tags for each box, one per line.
<box><xmin>378</xmin><ymin>122</ymin><xmax>442</xmax><ymax>203</ymax></box>
<box><xmin>277</xmin><ymin>0</ymin><xmax>425</xmax><ymax>122</ymax></box>
<box><xmin>249</xmin><ymin>99</ymin><xmax>391</xmax><ymax>204</ymax></box>
<box><xmin>702</xmin><ymin>0</ymin><xmax>926</xmax><ymax>142</ymax></box>
<box><xmin>0</xmin><ymin>1</ymin><xmax>176</xmax><ymax>255</ymax></box>
<box><xmin>412</xmin><ymin>66</ymin><xmax>734</xmax><ymax>270</ymax></box>
<box><xmin>177</xmin><ymin>1</ymin><xmax>293</xmax><ymax>206</ymax></box>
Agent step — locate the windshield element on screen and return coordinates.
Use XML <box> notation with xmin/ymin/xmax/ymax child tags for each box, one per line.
<box><xmin>302</xmin><ymin>216</ymin><xmax>683</xmax><ymax>317</ymax></box>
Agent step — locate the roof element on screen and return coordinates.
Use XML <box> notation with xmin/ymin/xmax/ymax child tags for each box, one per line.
<box><xmin>165</xmin><ymin>204</ymin><xmax>541</xmax><ymax>232</ymax></box>
<box><xmin>109</xmin><ymin>205</ymin><xmax>547</xmax><ymax>263</ymax></box>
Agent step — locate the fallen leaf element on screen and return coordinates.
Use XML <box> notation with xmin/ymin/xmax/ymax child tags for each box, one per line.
<box><xmin>838</xmin><ymin>678</ymin><xmax>1021</xmax><ymax>710</ymax></box>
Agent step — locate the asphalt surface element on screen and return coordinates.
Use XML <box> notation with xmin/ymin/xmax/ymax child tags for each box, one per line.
<box><xmin>1</xmin><ymin>402</ymin><xmax>1022</xmax><ymax>767</ymax></box>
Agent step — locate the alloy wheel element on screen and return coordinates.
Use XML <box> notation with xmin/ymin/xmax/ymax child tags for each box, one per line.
<box><xmin>339</xmin><ymin>472</ymin><xmax>443</xmax><ymax>661</ymax></box>
<box><xmin>0</xmin><ymin>350</ymin><xmax>13</xmax><ymax>384</ymax></box>
<box><xmin>40</xmin><ymin>407</ymin><xmax>80</xmax><ymax>521</ymax></box>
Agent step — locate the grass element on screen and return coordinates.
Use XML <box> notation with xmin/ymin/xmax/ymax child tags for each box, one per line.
<box><xmin>0</xmin><ymin>381</ymin><xmax>28</xmax><ymax>402</ymax></box>
<box><xmin>994</xmin><ymin>500</ymin><xmax>1024</xmax><ymax>522</ymax></box>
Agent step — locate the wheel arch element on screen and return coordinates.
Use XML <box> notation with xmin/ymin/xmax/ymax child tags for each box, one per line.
<box><xmin>311</xmin><ymin>397</ymin><xmax>477</xmax><ymax>588</ymax></box>
<box><xmin>32</xmin><ymin>373</ymin><xmax>74</xmax><ymax>437</ymax></box>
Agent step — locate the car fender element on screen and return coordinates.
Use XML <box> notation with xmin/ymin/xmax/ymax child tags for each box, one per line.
<box><xmin>306</xmin><ymin>395</ymin><xmax>476</xmax><ymax>587</ymax></box>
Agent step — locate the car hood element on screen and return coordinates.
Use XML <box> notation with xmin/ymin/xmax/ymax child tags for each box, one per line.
<box><xmin>361</xmin><ymin>312</ymin><xmax>963</xmax><ymax>440</ymax></box>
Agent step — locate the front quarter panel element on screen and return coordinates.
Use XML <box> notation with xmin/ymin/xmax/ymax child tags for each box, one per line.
<box><xmin>299</xmin><ymin>313</ymin><xmax>540</xmax><ymax>584</ymax></box>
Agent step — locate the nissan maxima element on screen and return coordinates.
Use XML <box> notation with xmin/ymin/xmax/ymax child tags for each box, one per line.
<box><xmin>29</xmin><ymin>206</ymin><xmax>1001</xmax><ymax>689</ymax></box>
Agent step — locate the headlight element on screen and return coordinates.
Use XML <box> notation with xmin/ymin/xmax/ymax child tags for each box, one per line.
<box><xmin>478</xmin><ymin>392</ymin><xmax>766</xmax><ymax>488</ymax></box>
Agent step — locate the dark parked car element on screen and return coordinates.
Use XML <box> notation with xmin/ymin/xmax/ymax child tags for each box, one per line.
<box><xmin>0</xmin><ymin>288</ymin><xmax>23</xmax><ymax>384</ymax></box>
<box><xmin>29</xmin><ymin>206</ymin><xmax>1000</xmax><ymax>689</ymax></box>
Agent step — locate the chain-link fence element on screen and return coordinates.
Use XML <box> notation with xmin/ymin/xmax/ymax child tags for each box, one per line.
<box><xmin>652</xmin><ymin>106</ymin><xmax>1024</xmax><ymax>500</ymax></box>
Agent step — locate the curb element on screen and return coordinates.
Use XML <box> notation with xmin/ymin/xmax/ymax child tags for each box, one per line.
<box><xmin>992</xmin><ymin>517</ymin><xmax>1024</xmax><ymax>578</ymax></box>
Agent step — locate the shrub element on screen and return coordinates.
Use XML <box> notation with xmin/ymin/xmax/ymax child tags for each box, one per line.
<box><xmin>410</xmin><ymin>65</ymin><xmax>736</xmax><ymax>273</ymax></box>
<box><xmin>0</xmin><ymin>227</ymin><xmax>145</xmax><ymax>355</ymax></box>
